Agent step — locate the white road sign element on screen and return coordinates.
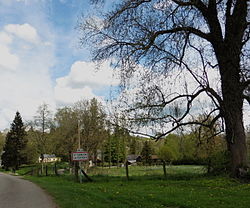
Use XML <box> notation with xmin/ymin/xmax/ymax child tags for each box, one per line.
<box><xmin>72</xmin><ymin>152</ymin><xmax>89</xmax><ymax>161</ymax></box>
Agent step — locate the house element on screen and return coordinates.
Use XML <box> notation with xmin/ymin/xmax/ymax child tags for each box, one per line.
<box><xmin>151</xmin><ymin>155</ymin><xmax>161</xmax><ymax>164</ymax></box>
<box><xmin>127</xmin><ymin>154</ymin><xmax>142</xmax><ymax>165</ymax></box>
<box><xmin>39</xmin><ymin>154</ymin><xmax>61</xmax><ymax>163</ymax></box>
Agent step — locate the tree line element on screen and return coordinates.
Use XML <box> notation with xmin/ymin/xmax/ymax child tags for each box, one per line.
<box><xmin>1</xmin><ymin>97</ymin><xmax>249</xmax><ymax>173</ymax></box>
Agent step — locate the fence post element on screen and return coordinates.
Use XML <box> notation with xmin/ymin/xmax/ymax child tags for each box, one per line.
<box><xmin>45</xmin><ymin>165</ymin><xmax>48</xmax><ymax>176</ymax></box>
<box><xmin>75</xmin><ymin>161</ymin><xmax>79</xmax><ymax>182</ymax></box>
<box><xmin>125</xmin><ymin>161</ymin><xmax>129</xmax><ymax>180</ymax></box>
<box><xmin>54</xmin><ymin>162</ymin><xmax>58</xmax><ymax>176</ymax></box>
<box><xmin>37</xmin><ymin>167</ymin><xmax>40</xmax><ymax>176</ymax></box>
<box><xmin>31</xmin><ymin>168</ymin><xmax>34</xmax><ymax>176</ymax></box>
<box><xmin>162</xmin><ymin>160</ymin><xmax>167</xmax><ymax>178</ymax></box>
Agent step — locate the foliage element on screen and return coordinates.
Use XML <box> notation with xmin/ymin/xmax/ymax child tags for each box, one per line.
<box><xmin>157</xmin><ymin>134</ymin><xmax>194</xmax><ymax>164</ymax></box>
<box><xmin>1</xmin><ymin>112</ymin><xmax>27</xmax><ymax>170</ymax></box>
<box><xmin>189</xmin><ymin>115</ymin><xmax>228</xmax><ymax>173</ymax></box>
<box><xmin>141</xmin><ymin>141</ymin><xmax>154</xmax><ymax>165</ymax></box>
<box><xmin>103</xmin><ymin>126</ymin><xmax>129</xmax><ymax>165</ymax></box>
<box><xmin>127</xmin><ymin>136</ymin><xmax>143</xmax><ymax>155</ymax></box>
<box><xmin>24</xmin><ymin>130</ymin><xmax>41</xmax><ymax>164</ymax></box>
<box><xmin>23</xmin><ymin>98</ymin><xmax>108</xmax><ymax>164</ymax></box>
<box><xmin>104</xmin><ymin>135</ymin><xmax>124</xmax><ymax>164</ymax></box>
<box><xmin>75</xmin><ymin>98</ymin><xmax>108</xmax><ymax>160</ymax></box>
<box><xmin>51</xmin><ymin>106</ymin><xmax>78</xmax><ymax>161</ymax></box>
<box><xmin>79</xmin><ymin>0</ymin><xmax>250</xmax><ymax>176</ymax></box>
<box><xmin>27</xmin><ymin>103</ymin><xmax>54</xmax><ymax>156</ymax></box>
<box><xmin>0</xmin><ymin>132</ymin><xmax>5</xmax><ymax>153</ymax></box>
<box><xmin>158</xmin><ymin>138</ymin><xmax>180</xmax><ymax>163</ymax></box>
<box><xmin>207</xmin><ymin>151</ymin><xmax>230</xmax><ymax>175</ymax></box>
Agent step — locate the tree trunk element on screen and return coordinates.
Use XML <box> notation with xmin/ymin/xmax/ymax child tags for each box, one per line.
<box><xmin>224</xmin><ymin>102</ymin><xmax>247</xmax><ymax>176</ymax></box>
<box><xmin>219</xmin><ymin>51</ymin><xmax>248</xmax><ymax>176</ymax></box>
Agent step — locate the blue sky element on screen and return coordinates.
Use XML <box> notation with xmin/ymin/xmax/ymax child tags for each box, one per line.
<box><xmin>0</xmin><ymin>0</ymin><xmax>119</xmax><ymax>129</ymax></box>
<box><xmin>0</xmin><ymin>0</ymin><xmax>249</xmax><ymax>132</ymax></box>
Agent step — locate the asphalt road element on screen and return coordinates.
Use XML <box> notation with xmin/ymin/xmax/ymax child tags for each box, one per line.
<box><xmin>0</xmin><ymin>172</ymin><xmax>58</xmax><ymax>208</ymax></box>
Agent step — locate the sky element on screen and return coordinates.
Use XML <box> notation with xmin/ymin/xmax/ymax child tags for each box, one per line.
<box><xmin>0</xmin><ymin>0</ymin><xmax>249</xmax><ymax>132</ymax></box>
<box><xmin>0</xmin><ymin>0</ymin><xmax>119</xmax><ymax>129</ymax></box>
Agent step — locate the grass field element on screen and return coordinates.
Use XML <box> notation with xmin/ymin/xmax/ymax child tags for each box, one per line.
<box><xmin>18</xmin><ymin>165</ymin><xmax>250</xmax><ymax>208</ymax></box>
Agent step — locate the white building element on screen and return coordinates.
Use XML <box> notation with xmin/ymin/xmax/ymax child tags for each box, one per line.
<box><xmin>39</xmin><ymin>154</ymin><xmax>61</xmax><ymax>163</ymax></box>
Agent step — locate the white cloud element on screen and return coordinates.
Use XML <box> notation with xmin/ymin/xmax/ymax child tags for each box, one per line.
<box><xmin>0</xmin><ymin>23</ymin><xmax>56</xmax><ymax>130</ymax></box>
<box><xmin>55</xmin><ymin>85</ymin><xmax>96</xmax><ymax>106</ymax></box>
<box><xmin>4</xmin><ymin>23</ymin><xmax>40</xmax><ymax>44</ymax></box>
<box><xmin>0</xmin><ymin>32</ymin><xmax>12</xmax><ymax>45</ymax></box>
<box><xmin>54</xmin><ymin>60</ymin><xmax>119</xmax><ymax>105</ymax></box>
<box><xmin>61</xmin><ymin>61</ymin><xmax>119</xmax><ymax>89</ymax></box>
<box><xmin>0</xmin><ymin>44</ymin><xmax>19</xmax><ymax>71</ymax></box>
<box><xmin>0</xmin><ymin>31</ymin><xmax>20</xmax><ymax>71</ymax></box>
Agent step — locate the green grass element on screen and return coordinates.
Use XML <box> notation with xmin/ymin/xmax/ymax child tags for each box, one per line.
<box><xmin>21</xmin><ymin>165</ymin><xmax>250</xmax><ymax>208</ymax></box>
<box><xmin>0</xmin><ymin>162</ymin><xmax>70</xmax><ymax>177</ymax></box>
<box><xmin>88</xmin><ymin>165</ymin><xmax>205</xmax><ymax>177</ymax></box>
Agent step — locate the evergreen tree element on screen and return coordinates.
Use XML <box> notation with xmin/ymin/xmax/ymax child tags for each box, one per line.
<box><xmin>0</xmin><ymin>132</ymin><xmax>5</xmax><ymax>153</ymax></box>
<box><xmin>104</xmin><ymin>135</ymin><xmax>126</xmax><ymax>165</ymax></box>
<box><xmin>141</xmin><ymin>141</ymin><xmax>153</xmax><ymax>165</ymax></box>
<box><xmin>1</xmin><ymin>112</ymin><xmax>27</xmax><ymax>170</ymax></box>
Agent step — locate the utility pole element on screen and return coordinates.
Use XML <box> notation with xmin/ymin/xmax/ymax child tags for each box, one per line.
<box><xmin>78</xmin><ymin>119</ymin><xmax>82</xmax><ymax>183</ymax></box>
<box><xmin>78</xmin><ymin>120</ymin><xmax>81</xmax><ymax>149</ymax></box>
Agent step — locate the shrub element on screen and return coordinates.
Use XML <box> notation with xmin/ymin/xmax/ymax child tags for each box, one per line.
<box><xmin>207</xmin><ymin>151</ymin><xmax>230</xmax><ymax>174</ymax></box>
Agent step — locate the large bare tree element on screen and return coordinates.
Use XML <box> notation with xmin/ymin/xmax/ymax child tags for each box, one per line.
<box><xmin>79</xmin><ymin>0</ymin><xmax>250</xmax><ymax>176</ymax></box>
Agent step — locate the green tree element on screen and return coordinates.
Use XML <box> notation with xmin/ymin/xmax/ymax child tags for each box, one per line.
<box><xmin>158</xmin><ymin>145</ymin><xmax>179</xmax><ymax>164</ymax></box>
<box><xmin>104</xmin><ymin>126</ymin><xmax>128</xmax><ymax>166</ymax></box>
<box><xmin>75</xmin><ymin>98</ymin><xmax>108</xmax><ymax>162</ymax></box>
<box><xmin>141</xmin><ymin>141</ymin><xmax>154</xmax><ymax>165</ymax></box>
<box><xmin>127</xmin><ymin>136</ymin><xmax>143</xmax><ymax>155</ymax></box>
<box><xmin>104</xmin><ymin>135</ymin><xmax>122</xmax><ymax>165</ymax></box>
<box><xmin>24</xmin><ymin>129</ymin><xmax>42</xmax><ymax>164</ymax></box>
<box><xmin>158</xmin><ymin>134</ymin><xmax>181</xmax><ymax>164</ymax></box>
<box><xmin>32</xmin><ymin>103</ymin><xmax>53</xmax><ymax>156</ymax></box>
<box><xmin>190</xmin><ymin>115</ymin><xmax>227</xmax><ymax>172</ymax></box>
<box><xmin>52</xmin><ymin>106</ymin><xmax>78</xmax><ymax>162</ymax></box>
<box><xmin>0</xmin><ymin>132</ymin><xmax>5</xmax><ymax>153</ymax></box>
<box><xmin>80</xmin><ymin>0</ymin><xmax>250</xmax><ymax>176</ymax></box>
<box><xmin>51</xmin><ymin>98</ymin><xmax>108</xmax><ymax>164</ymax></box>
<box><xmin>1</xmin><ymin>112</ymin><xmax>27</xmax><ymax>170</ymax></box>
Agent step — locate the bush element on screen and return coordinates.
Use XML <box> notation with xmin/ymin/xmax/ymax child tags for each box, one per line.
<box><xmin>207</xmin><ymin>151</ymin><xmax>230</xmax><ymax>174</ymax></box>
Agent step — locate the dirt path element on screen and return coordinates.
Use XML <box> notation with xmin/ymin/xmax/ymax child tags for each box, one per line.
<box><xmin>0</xmin><ymin>172</ymin><xmax>58</xmax><ymax>208</ymax></box>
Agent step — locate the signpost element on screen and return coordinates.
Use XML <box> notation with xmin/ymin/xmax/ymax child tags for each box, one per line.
<box><xmin>72</xmin><ymin>121</ymin><xmax>92</xmax><ymax>182</ymax></box>
<box><xmin>72</xmin><ymin>151</ymin><xmax>89</xmax><ymax>161</ymax></box>
<box><xmin>72</xmin><ymin>150</ymin><xmax>91</xmax><ymax>182</ymax></box>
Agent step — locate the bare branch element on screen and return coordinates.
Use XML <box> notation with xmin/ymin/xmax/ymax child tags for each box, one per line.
<box><xmin>147</xmin><ymin>27</ymin><xmax>211</xmax><ymax>48</ymax></box>
<box><xmin>108</xmin><ymin>0</ymin><xmax>151</xmax><ymax>22</ymax></box>
<box><xmin>155</xmin><ymin>113</ymin><xmax>222</xmax><ymax>141</ymax></box>
<box><xmin>172</xmin><ymin>0</ymin><xmax>208</xmax><ymax>13</ymax></box>
<box><xmin>242</xmin><ymin>79</ymin><xmax>250</xmax><ymax>90</ymax></box>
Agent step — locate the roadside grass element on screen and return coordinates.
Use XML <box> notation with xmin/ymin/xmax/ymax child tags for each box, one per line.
<box><xmin>88</xmin><ymin>165</ymin><xmax>205</xmax><ymax>177</ymax></box>
<box><xmin>0</xmin><ymin>162</ymin><xmax>69</xmax><ymax>176</ymax></box>
<box><xmin>21</xmin><ymin>165</ymin><xmax>250</xmax><ymax>208</ymax></box>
